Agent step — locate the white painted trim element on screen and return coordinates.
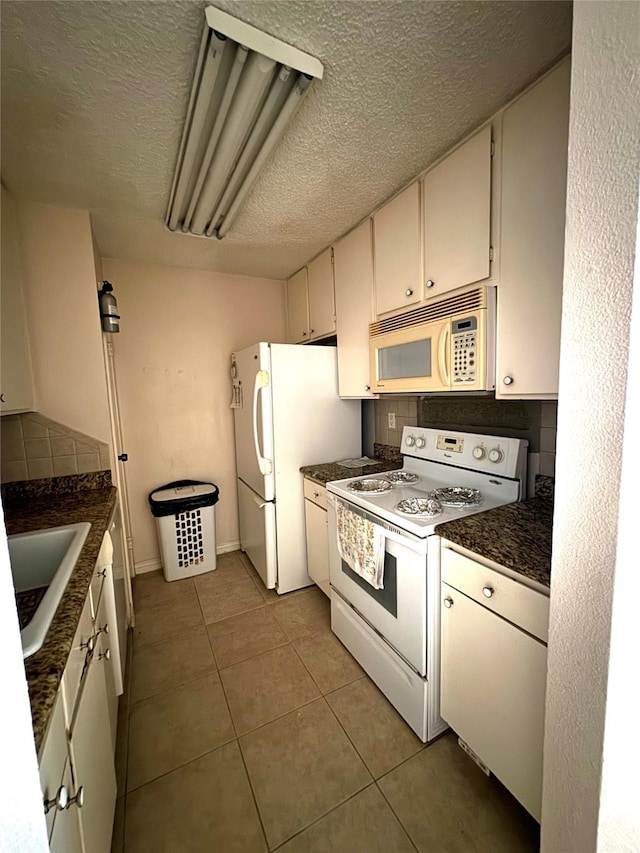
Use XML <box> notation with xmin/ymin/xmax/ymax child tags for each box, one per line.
<box><xmin>134</xmin><ymin>558</ymin><xmax>162</xmax><ymax>575</ymax></box>
<box><xmin>134</xmin><ymin>541</ymin><xmax>242</xmax><ymax>575</ymax></box>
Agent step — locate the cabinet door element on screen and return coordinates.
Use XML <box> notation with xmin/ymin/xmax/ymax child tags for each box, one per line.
<box><xmin>440</xmin><ymin>582</ymin><xmax>547</xmax><ymax>821</ymax></box>
<box><xmin>307</xmin><ymin>248</ymin><xmax>336</xmax><ymax>340</ymax></box>
<box><xmin>424</xmin><ymin>126</ymin><xmax>492</xmax><ymax>298</ymax></box>
<box><xmin>68</xmin><ymin>654</ymin><xmax>117</xmax><ymax>853</ymax></box>
<box><xmin>373</xmin><ymin>182</ymin><xmax>422</xmax><ymax>316</ymax></box>
<box><xmin>39</xmin><ymin>693</ymin><xmax>67</xmax><ymax>841</ymax></box>
<box><xmin>496</xmin><ymin>60</ymin><xmax>570</xmax><ymax>398</ymax></box>
<box><xmin>334</xmin><ymin>221</ymin><xmax>377</xmax><ymax>398</ymax></box>
<box><xmin>0</xmin><ymin>186</ymin><xmax>36</xmax><ymax>414</ymax></box>
<box><xmin>286</xmin><ymin>268</ymin><xmax>309</xmax><ymax>344</ymax></box>
<box><xmin>49</xmin><ymin>759</ymin><xmax>83</xmax><ymax>853</ymax></box>
<box><xmin>96</xmin><ymin>579</ymin><xmax>120</xmax><ymax>752</ymax></box>
<box><xmin>304</xmin><ymin>498</ymin><xmax>330</xmax><ymax>598</ymax></box>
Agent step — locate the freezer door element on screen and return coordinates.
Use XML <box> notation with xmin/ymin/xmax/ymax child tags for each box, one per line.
<box><xmin>232</xmin><ymin>343</ymin><xmax>275</xmax><ymax>500</ymax></box>
<box><xmin>237</xmin><ymin>479</ymin><xmax>277</xmax><ymax>589</ymax></box>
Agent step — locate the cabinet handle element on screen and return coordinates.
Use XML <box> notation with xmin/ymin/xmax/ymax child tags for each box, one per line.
<box><xmin>426</xmin><ymin>279</ymin><xmax>435</xmax><ymax>288</ymax></box>
<box><xmin>309</xmin><ymin>329</ymin><xmax>314</xmax><ymax>334</ymax></box>
<box><xmin>80</xmin><ymin>635</ymin><xmax>95</xmax><ymax>653</ymax></box>
<box><xmin>482</xmin><ymin>586</ymin><xmax>494</xmax><ymax>598</ymax></box>
<box><xmin>96</xmin><ymin>567</ymin><xmax>107</xmax><ymax>578</ymax></box>
<box><xmin>502</xmin><ymin>376</ymin><xmax>514</xmax><ymax>386</ymax></box>
<box><xmin>96</xmin><ymin>622</ymin><xmax>109</xmax><ymax>637</ymax></box>
<box><xmin>98</xmin><ymin>648</ymin><xmax>111</xmax><ymax>661</ymax></box>
<box><xmin>44</xmin><ymin>785</ymin><xmax>68</xmax><ymax>814</ymax></box>
<box><xmin>67</xmin><ymin>787</ymin><xmax>84</xmax><ymax>810</ymax></box>
<box><xmin>302</xmin><ymin>331</ymin><xmax>307</xmax><ymax>337</ymax></box>
<box><xmin>405</xmin><ymin>289</ymin><xmax>413</xmax><ymax>297</ymax></box>
<box><xmin>313</xmin><ymin>491</ymin><xmax>320</xmax><ymax>499</ymax></box>
<box><xmin>443</xmin><ymin>596</ymin><xmax>453</xmax><ymax>608</ymax></box>
<box><xmin>365</xmin><ymin>385</ymin><xmax>371</xmax><ymax>392</ymax></box>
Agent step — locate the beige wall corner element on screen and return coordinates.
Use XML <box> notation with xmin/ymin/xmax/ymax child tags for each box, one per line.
<box><xmin>102</xmin><ymin>258</ymin><xmax>286</xmax><ymax>568</ymax></box>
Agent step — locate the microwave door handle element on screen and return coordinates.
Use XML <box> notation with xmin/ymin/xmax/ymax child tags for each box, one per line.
<box><xmin>252</xmin><ymin>370</ymin><xmax>273</xmax><ymax>476</ymax></box>
<box><xmin>438</xmin><ymin>324</ymin><xmax>451</xmax><ymax>386</ymax></box>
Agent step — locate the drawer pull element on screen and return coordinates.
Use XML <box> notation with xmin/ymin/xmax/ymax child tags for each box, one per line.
<box><xmin>96</xmin><ymin>567</ymin><xmax>107</xmax><ymax>578</ymax></box>
<box><xmin>44</xmin><ymin>785</ymin><xmax>68</xmax><ymax>814</ymax></box>
<box><xmin>98</xmin><ymin>648</ymin><xmax>111</xmax><ymax>662</ymax></box>
<box><xmin>67</xmin><ymin>786</ymin><xmax>84</xmax><ymax>810</ymax></box>
<box><xmin>80</xmin><ymin>635</ymin><xmax>95</xmax><ymax>653</ymax></box>
<box><xmin>96</xmin><ymin>623</ymin><xmax>109</xmax><ymax>637</ymax></box>
<box><xmin>443</xmin><ymin>596</ymin><xmax>453</xmax><ymax>608</ymax></box>
<box><xmin>482</xmin><ymin>586</ymin><xmax>494</xmax><ymax>598</ymax></box>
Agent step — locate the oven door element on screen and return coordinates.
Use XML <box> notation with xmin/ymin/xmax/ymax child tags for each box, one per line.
<box><xmin>328</xmin><ymin>498</ymin><xmax>428</xmax><ymax>675</ymax></box>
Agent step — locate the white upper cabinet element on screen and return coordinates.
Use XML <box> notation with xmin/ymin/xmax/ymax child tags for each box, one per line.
<box><xmin>1</xmin><ymin>186</ymin><xmax>36</xmax><ymax>414</ymax></box>
<box><xmin>373</xmin><ymin>181</ymin><xmax>422</xmax><ymax>316</ymax></box>
<box><xmin>307</xmin><ymin>247</ymin><xmax>336</xmax><ymax>340</ymax></box>
<box><xmin>496</xmin><ymin>60</ymin><xmax>570</xmax><ymax>399</ymax></box>
<box><xmin>286</xmin><ymin>267</ymin><xmax>309</xmax><ymax>344</ymax></box>
<box><xmin>423</xmin><ymin>126</ymin><xmax>492</xmax><ymax>299</ymax></box>
<box><xmin>333</xmin><ymin>220</ymin><xmax>377</xmax><ymax>398</ymax></box>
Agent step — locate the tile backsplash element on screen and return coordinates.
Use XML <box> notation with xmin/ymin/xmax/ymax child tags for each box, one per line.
<box><xmin>0</xmin><ymin>412</ymin><xmax>111</xmax><ymax>483</ymax></box>
<box><xmin>373</xmin><ymin>396</ymin><xmax>557</xmax><ymax>482</ymax></box>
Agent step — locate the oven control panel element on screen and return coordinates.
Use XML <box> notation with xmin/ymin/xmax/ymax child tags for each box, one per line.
<box><xmin>436</xmin><ymin>435</ymin><xmax>464</xmax><ymax>453</ymax></box>
<box><xmin>402</xmin><ymin>426</ymin><xmax>527</xmax><ymax>482</ymax></box>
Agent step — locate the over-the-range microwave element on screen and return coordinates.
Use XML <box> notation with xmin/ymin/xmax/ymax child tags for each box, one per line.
<box><xmin>369</xmin><ymin>286</ymin><xmax>496</xmax><ymax>394</ymax></box>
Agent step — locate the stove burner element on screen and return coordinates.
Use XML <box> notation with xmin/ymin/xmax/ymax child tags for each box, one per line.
<box><xmin>432</xmin><ymin>487</ymin><xmax>482</xmax><ymax>507</ymax></box>
<box><xmin>395</xmin><ymin>497</ymin><xmax>443</xmax><ymax>517</ymax></box>
<box><xmin>347</xmin><ymin>478</ymin><xmax>392</xmax><ymax>495</ymax></box>
<box><xmin>384</xmin><ymin>471</ymin><xmax>420</xmax><ymax>485</ymax></box>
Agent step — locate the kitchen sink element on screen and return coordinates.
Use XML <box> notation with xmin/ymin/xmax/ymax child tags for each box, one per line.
<box><xmin>9</xmin><ymin>522</ymin><xmax>91</xmax><ymax>658</ymax></box>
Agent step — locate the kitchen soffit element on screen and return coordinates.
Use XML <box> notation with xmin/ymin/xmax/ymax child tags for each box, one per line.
<box><xmin>0</xmin><ymin>1</ymin><xmax>572</xmax><ymax>280</ymax></box>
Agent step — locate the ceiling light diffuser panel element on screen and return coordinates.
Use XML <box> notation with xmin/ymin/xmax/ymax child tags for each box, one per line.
<box><xmin>166</xmin><ymin>6</ymin><xmax>323</xmax><ymax>240</ymax></box>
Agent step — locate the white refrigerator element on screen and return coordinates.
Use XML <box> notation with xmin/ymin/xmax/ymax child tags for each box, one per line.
<box><xmin>232</xmin><ymin>342</ymin><xmax>361</xmax><ymax>594</ymax></box>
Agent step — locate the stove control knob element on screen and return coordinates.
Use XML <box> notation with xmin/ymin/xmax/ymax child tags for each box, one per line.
<box><xmin>488</xmin><ymin>447</ymin><xmax>504</xmax><ymax>463</ymax></box>
<box><xmin>415</xmin><ymin>437</ymin><xmax>426</xmax><ymax>449</ymax></box>
<box><xmin>472</xmin><ymin>446</ymin><xmax>486</xmax><ymax>460</ymax></box>
<box><xmin>405</xmin><ymin>435</ymin><xmax>416</xmax><ymax>447</ymax></box>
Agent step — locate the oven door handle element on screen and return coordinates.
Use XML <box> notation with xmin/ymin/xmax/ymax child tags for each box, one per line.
<box><xmin>328</xmin><ymin>494</ymin><xmax>424</xmax><ymax>551</ymax></box>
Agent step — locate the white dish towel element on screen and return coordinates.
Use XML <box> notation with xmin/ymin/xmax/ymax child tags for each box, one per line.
<box><xmin>334</xmin><ymin>498</ymin><xmax>385</xmax><ymax>590</ymax></box>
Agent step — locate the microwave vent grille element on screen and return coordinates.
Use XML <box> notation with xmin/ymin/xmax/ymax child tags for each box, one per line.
<box><xmin>370</xmin><ymin>287</ymin><xmax>488</xmax><ymax>336</ymax></box>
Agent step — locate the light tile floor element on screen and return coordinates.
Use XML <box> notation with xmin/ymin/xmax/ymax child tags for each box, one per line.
<box><xmin>111</xmin><ymin>551</ymin><xmax>540</xmax><ymax>853</ymax></box>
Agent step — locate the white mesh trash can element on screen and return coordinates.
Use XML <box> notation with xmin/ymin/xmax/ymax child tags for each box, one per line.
<box><xmin>148</xmin><ymin>480</ymin><xmax>220</xmax><ymax>581</ymax></box>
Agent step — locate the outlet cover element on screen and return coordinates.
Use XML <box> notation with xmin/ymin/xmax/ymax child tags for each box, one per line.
<box><xmin>388</xmin><ymin>412</ymin><xmax>396</xmax><ymax>429</ymax></box>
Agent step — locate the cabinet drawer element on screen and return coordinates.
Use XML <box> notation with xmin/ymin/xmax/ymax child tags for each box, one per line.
<box><xmin>441</xmin><ymin>546</ymin><xmax>549</xmax><ymax>643</ymax></box>
<box><xmin>303</xmin><ymin>479</ymin><xmax>327</xmax><ymax>510</ymax></box>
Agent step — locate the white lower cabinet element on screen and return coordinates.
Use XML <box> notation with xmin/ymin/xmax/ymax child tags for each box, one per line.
<box><xmin>48</xmin><ymin>759</ymin><xmax>83</xmax><ymax>853</ymax></box>
<box><xmin>38</xmin><ymin>531</ymin><xmax>120</xmax><ymax>853</ymax></box>
<box><xmin>303</xmin><ymin>479</ymin><xmax>330</xmax><ymax>598</ymax></box>
<box><xmin>440</xmin><ymin>543</ymin><xmax>549</xmax><ymax>821</ymax></box>
<box><xmin>67</xmin><ymin>650</ymin><xmax>117</xmax><ymax>853</ymax></box>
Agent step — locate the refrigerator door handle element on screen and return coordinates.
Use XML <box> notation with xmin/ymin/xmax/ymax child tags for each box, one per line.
<box><xmin>253</xmin><ymin>369</ymin><xmax>273</xmax><ymax>475</ymax></box>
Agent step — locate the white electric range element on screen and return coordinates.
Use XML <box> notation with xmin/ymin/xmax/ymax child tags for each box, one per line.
<box><xmin>326</xmin><ymin>425</ymin><xmax>528</xmax><ymax>742</ymax></box>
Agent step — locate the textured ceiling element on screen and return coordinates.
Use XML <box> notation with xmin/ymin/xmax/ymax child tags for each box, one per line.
<box><xmin>1</xmin><ymin>0</ymin><xmax>572</xmax><ymax>280</ymax></box>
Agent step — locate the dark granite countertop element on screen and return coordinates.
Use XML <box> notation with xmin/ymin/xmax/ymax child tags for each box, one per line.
<box><xmin>2</xmin><ymin>473</ymin><xmax>117</xmax><ymax>753</ymax></box>
<box><xmin>435</xmin><ymin>476</ymin><xmax>554</xmax><ymax>588</ymax></box>
<box><xmin>300</xmin><ymin>456</ymin><xmax>402</xmax><ymax>486</ymax></box>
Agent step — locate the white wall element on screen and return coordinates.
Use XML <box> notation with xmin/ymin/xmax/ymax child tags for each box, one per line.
<box><xmin>541</xmin><ymin>3</ymin><xmax>640</xmax><ymax>850</ymax></box>
<box><xmin>17</xmin><ymin>200</ymin><xmax>111</xmax><ymax>444</ymax></box>
<box><xmin>102</xmin><ymin>258</ymin><xmax>286</xmax><ymax>569</ymax></box>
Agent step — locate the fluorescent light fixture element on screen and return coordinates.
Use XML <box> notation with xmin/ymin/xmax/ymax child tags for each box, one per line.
<box><xmin>166</xmin><ymin>7</ymin><xmax>323</xmax><ymax>239</ymax></box>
